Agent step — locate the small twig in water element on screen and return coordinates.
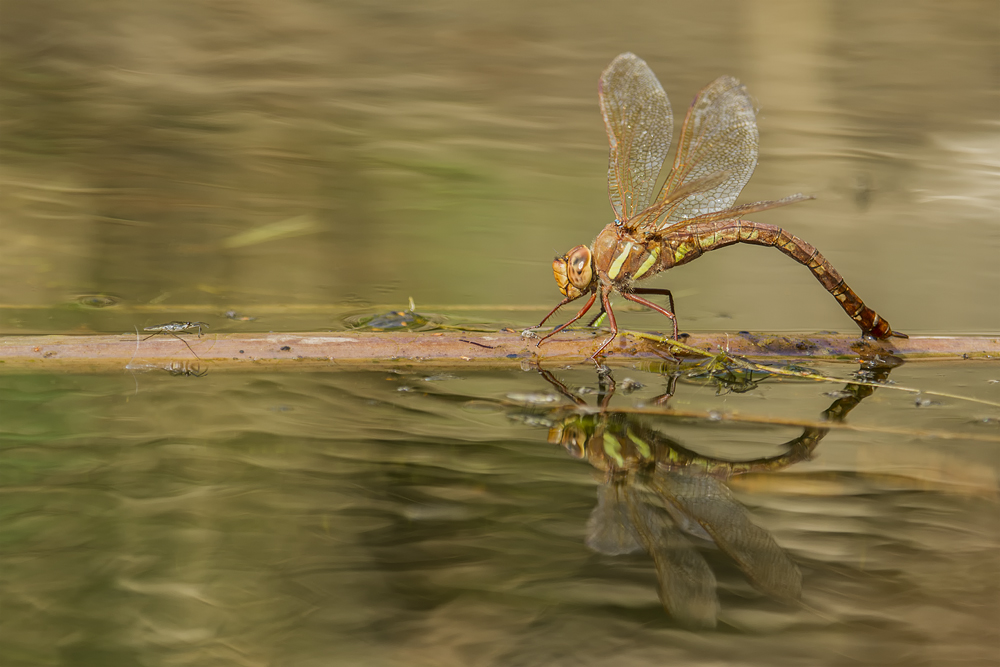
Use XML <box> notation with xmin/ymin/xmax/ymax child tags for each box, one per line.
<box><xmin>460</xmin><ymin>338</ymin><xmax>498</xmax><ymax>349</ymax></box>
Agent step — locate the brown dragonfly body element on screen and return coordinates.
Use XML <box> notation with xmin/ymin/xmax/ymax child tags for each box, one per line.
<box><xmin>534</xmin><ymin>53</ymin><xmax>905</xmax><ymax>358</ymax></box>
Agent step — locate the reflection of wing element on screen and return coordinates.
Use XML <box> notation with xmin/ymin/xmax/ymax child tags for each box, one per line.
<box><xmin>628</xmin><ymin>76</ymin><xmax>758</xmax><ymax>233</ymax></box>
<box><xmin>655</xmin><ymin>472</ymin><xmax>802</xmax><ymax>601</ymax></box>
<box><xmin>586</xmin><ymin>482</ymin><xmax>644</xmax><ymax>555</ymax></box>
<box><xmin>600</xmin><ymin>53</ymin><xmax>673</xmax><ymax>223</ymax></box>
<box><xmin>623</xmin><ymin>484</ymin><xmax>719</xmax><ymax>628</ymax></box>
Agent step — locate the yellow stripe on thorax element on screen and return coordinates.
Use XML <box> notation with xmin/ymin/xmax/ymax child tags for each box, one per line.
<box><xmin>607</xmin><ymin>241</ymin><xmax>634</xmax><ymax>279</ymax></box>
<box><xmin>633</xmin><ymin>247</ymin><xmax>659</xmax><ymax>279</ymax></box>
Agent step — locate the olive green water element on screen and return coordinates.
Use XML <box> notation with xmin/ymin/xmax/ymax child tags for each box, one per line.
<box><xmin>1</xmin><ymin>1</ymin><xmax>999</xmax><ymax>665</ymax></box>
<box><xmin>2</xmin><ymin>363</ymin><xmax>998</xmax><ymax>666</ymax></box>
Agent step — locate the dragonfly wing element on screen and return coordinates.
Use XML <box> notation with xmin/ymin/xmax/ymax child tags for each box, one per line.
<box><xmin>649</xmin><ymin>193</ymin><xmax>814</xmax><ymax>237</ymax></box>
<box><xmin>600</xmin><ymin>53</ymin><xmax>673</xmax><ymax>222</ymax></box>
<box><xmin>624</xmin><ymin>484</ymin><xmax>719</xmax><ymax>628</ymax></box>
<box><xmin>623</xmin><ymin>169</ymin><xmax>731</xmax><ymax>232</ymax></box>
<box><xmin>654</xmin><ymin>75</ymin><xmax>759</xmax><ymax>230</ymax></box>
<box><xmin>586</xmin><ymin>481</ymin><xmax>644</xmax><ymax>555</ymax></box>
<box><xmin>656</xmin><ymin>472</ymin><xmax>802</xmax><ymax>601</ymax></box>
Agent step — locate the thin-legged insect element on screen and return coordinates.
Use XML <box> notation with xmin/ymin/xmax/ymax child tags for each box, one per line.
<box><xmin>139</xmin><ymin>321</ymin><xmax>209</xmax><ymax>360</ymax></box>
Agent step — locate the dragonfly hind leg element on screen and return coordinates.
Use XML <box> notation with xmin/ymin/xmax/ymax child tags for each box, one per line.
<box><xmin>622</xmin><ymin>288</ymin><xmax>680</xmax><ymax>340</ymax></box>
<box><xmin>588</xmin><ymin>287</ymin><xmax>676</xmax><ymax>333</ymax></box>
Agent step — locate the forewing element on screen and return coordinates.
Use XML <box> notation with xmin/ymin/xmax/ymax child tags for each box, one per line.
<box><xmin>655</xmin><ymin>472</ymin><xmax>802</xmax><ymax>601</ymax></box>
<box><xmin>600</xmin><ymin>53</ymin><xmax>673</xmax><ymax>222</ymax></box>
<box><xmin>653</xmin><ymin>75</ymin><xmax>759</xmax><ymax>229</ymax></box>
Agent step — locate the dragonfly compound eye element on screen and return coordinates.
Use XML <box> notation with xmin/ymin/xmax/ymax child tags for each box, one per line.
<box><xmin>553</xmin><ymin>245</ymin><xmax>594</xmax><ymax>298</ymax></box>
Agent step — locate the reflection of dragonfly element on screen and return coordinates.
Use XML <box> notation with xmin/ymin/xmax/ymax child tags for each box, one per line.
<box><xmin>531</xmin><ymin>53</ymin><xmax>905</xmax><ymax>358</ymax></box>
<box><xmin>538</xmin><ymin>363</ymin><xmax>891</xmax><ymax>627</ymax></box>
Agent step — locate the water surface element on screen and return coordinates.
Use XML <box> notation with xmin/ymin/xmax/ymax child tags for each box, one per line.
<box><xmin>2</xmin><ymin>361</ymin><xmax>997</xmax><ymax>666</ymax></box>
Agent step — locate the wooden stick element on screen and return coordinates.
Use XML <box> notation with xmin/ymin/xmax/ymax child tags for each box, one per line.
<box><xmin>1</xmin><ymin>330</ymin><xmax>996</xmax><ymax>372</ymax></box>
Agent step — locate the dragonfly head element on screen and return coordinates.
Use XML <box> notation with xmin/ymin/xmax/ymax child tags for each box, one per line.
<box><xmin>547</xmin><ymin>416</ymin><xmax>589</xmax><ymax>459</ymax></box>
<box><xmin>553</xmin><ymin>245</ymin><xmax>595</xmax><ymax>299</ymax></box>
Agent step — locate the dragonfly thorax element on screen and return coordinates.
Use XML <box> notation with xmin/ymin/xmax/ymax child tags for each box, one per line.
<box><xmin>592</xmin><ymin>224</ymin><xmax>659</xmax><ymax>284</ymax></box>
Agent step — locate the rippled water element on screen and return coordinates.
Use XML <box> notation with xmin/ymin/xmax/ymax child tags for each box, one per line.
<box><xmin>2</xmin><ymin>361</ymin><xmax>998</xmax><ymax>665</ymax></box>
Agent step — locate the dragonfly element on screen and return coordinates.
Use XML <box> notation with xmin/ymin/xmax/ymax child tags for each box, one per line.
<box><xmin>532</xmin><ymin>53</ymin><xmax>906</xmax><ymax>358</ymax></box>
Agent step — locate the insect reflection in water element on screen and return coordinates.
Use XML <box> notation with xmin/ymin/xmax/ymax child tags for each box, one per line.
<box><xmin>532</xmin><ymin>362</ymin><xmax>892</xmax><ymax>627</ymax></box>
<box><xmin>530</xmin><ymin>53</ymin><xmax>905</xmax><ymax>358</ymax></box>
<box><xmin>163</xmin><ymin>361</ymin><xmax>208</xmax><ymax>377</ymax></box>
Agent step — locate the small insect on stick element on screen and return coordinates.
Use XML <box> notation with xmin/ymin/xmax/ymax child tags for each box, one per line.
<box><xmin>140</xmin><ymin>321</ymin><xmax>210</xmax><ymax>360</ymax></box>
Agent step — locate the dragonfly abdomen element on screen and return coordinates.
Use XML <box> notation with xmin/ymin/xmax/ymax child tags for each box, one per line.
<box><xmin>677</xmin><ymin>220</ymin><xmax>901</xmax><ymax>339</ymax></box>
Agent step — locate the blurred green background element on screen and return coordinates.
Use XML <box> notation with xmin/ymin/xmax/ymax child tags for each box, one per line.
<box><xmin>1</xmin><ymin>0</ymin><xmax>997</xmax><ymax>335</ymax></box>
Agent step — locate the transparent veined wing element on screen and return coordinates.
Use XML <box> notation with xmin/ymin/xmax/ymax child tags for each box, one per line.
<box><xmin>628</xmin><ymin>75</ymin><xmax>758</xmax><ymax>232</ymax></box>
<box><xmin>648</xmin><ymin>193</ymin><xmax>814</xmax><ymax>239</ymax></box>
<box><xmin>600</xmin><ymin>53</ymin><xmax>673</xmax><ymax>223</ymax></box>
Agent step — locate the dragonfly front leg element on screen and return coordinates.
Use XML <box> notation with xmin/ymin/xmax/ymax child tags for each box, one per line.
<box><xmin>536</xmin><ymin>292</ymin><xmax>598</xmax><ymax>347</ymax></box>
<box><xmin>524</xmin><ymin>295</ymin><xmax>579</xmax><ymax>339</ymax></box>
<box><xmin>534</xmin><ymin>296</ymin><xmax>576</xmax><ymax>329</ymax></box>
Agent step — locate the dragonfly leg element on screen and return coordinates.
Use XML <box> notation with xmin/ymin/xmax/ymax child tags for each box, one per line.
<box><xmin>688</xmin><ymin>220</ymin><xmax>906</xmax><ymax>340</ymax></box>
<box><xmin>632</xmin><ymin>287</ymin><xmax>675</xmax><ymax>322</ymax></box>
<box><xmin>622</xmin><ymin>292</ymin><xmax>679</xmax><ymax>339</ymax></box>
<box><xmin>586</xmin><ymin>306</ymin><xmax>606</xmax><ymax>327</ymax></box>
<box><xmin>532</xmin><ymin>296</ymin><xmax>576</xmax><ymax>330</ymax></box>
<box><xmin>537</xmin><ymin>292</ymin><xmax>598</xmax><ymax>346</ymax></box>
<box><xmin>591</xmin><ymin>288</ymin><xmax>619</xmax><ymax>359</ymax></box>
<box><xmin>631</xmin><ymin>287</ymin><xmax>678</xmax><ymax>337</ymax></box>
<box><xmin>588</xmin><ymin>287</ymin><xmax>672</xmax><ymax>330</ymax></box>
